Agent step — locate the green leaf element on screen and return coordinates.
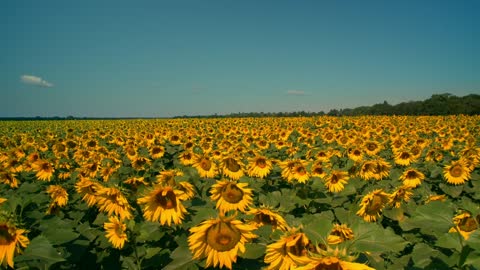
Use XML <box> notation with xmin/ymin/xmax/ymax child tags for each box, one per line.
<box><xmin>76</xmin><ymin>222</ymin><xmax>99</xmax><ymax>241</ymax></box>
<box><xmin>439</xmin><ymin>183</ymin><xmax>463</xmax><ymax>198</ymax></box>
<box><xmin>241</xmin><ymin>243</ymin><xmax>266</xmax><ymax>259</ymax></box>
<box><xmin>302</xmin><ymin>213</ymin><xmax>334</xmax><ymax>245</ymax></box>
<box><xmin>351</xmin><ymin>222</ymin><xmax>408</xmax><ymax>254</ymax></box>
<box><xmin>465</xmin><ymin>231</ymin><xmax>480</xmax><ymax>251</ymax></box>
<box><xmin>163</xmin><ymin>245</ymin><xmax>197</xmax><ymax>270</ymax></box>
<box><xmin>136</xmin><ymin>221</ymin><xmax>165</xmax><ymax>242</ymax></box>
<box><xmin>399</xmin><ymin>201</ymin><xmax>454</xmax><ymax>235</ymax></box>
<box><xmin>259</xmin><ymin>191</ymin><xmax>282</xmax><ymax>208</ymax></box>
<box><xmin>15</xmin><ymin>235</ymin><xmax>66</xmax><ymax>267</ymax></box>
<box><xmin>463</xmin><ymin>251</ymin><xmax>480</xmax><ymax>269</ymax></box>
<box><xmin>44</xmin><ymin>227</ymin><xmax>80</xmax><ymax>245</ymax></box>
<box><xmin>436</xmin><ymin>233</ymin><xmax>463</xmax><ymax>252</ymax></box>
<box><xmin>145</xmin><ymin>247</ymin><xmax>162</xmax><ymax>259</ymax></box>
<box><xmin>411</xmin><ymin>243</ymin><xmax>440</xmax><ymax>268</ymax></box>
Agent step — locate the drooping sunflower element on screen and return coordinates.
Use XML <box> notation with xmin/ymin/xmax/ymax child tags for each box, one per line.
<box><xmin>210</xmin><ymin>180</ymin><xmax>253</xmax><ymax>214</ymax></box>
<box><xmin>137</xmin><ymin>185</ymin><xmax>188</xmax><ymax>226</ymax></box>
<box><xmin>193</xmin><ymin>154</ymin><xmax>217</xmax><ymax>178</ymax></box>
<box><xmin>425</xmin><ymin>194</ymin><xmax>447</xmax><ymax>204</ymax></box>
<box><xmin>443</xmin><ymin>159</ymin><xmax>471</xmax><ymax>185</ymax></box>
<box><xmin>31</xmin><ymin>159</ymin><xmax>55</xmax><ymax>181</ymax></box>
<box><xmin>356</xmin><ymin>189</ymin><xmax>390</xmax><ymax>222</ymax></box>
<box><xmin>264</xmin><ymin>227</ymin><xmax>310</xmax><ymax>270</ymax></box>
<box><xmin>294</xmin><ymin>254</ymin><xmax>375</xmax><ymax>270</ymax></box>
<box><xmin>371</xmin><ymin>158</ymin><xmax>391</xmax><ymax>180</ymax></box>
<box><xmin>399</xmin><ymin>168</ymin><xmax>425</xmax><ymax>188</ymax></box>
<box><xmin>247</xmin><ymin>207</ymin><xmax>289</xmax><ymax>232</ymax></box>
<box><xmin>448</xmin><ymin>211</ymin><xmax>479</xmax><ymax>240</ymax></box>
<box><xmin>0</xmin><ymin>171</ymin><xmax>19</xmax><ymax>188</ymax></box>
<box><xmin>103</xmin><ymin>216</ymin><xmax>128</xmax><ymax>249</ymax></box>
<box><xmin>394</xmin><ymin>150</ymin><xmax>415</xmax><ymax>166</ymax></box>
<box><xmin>327</xmin><ymin>224</ymin><xmax>355</xmax><ymax>245</ymax></box>
<box><xmin>389</xmin><ymin>186</ymin><xmax>413</xmax><ymax>208</ymax></box>
<box><xmin>279</xmin><ymin>159</ymin><xmax>301</xmax><ymax>182</ymax></box>
<box><xmin>188</xmin><ymin>214</ymin><xmax>257</xmax><ymax>270</ymax></box>
<box><xmin>221</xmin><ymin>155</ymin><xmax>244</xmax><ymax>180</ymax></box>
<box><xmin>75</xmin><ymin>177</ymin><xmax>103</xmax><ymax>207</ymax></box>
<box><xmin>96</xmin><ymin>187</ymin><xmax>133</xmax><ymax>220</ymax></box>
<box><xmin>46</xmin><ymin>185</ymin><xmax>68</xmax><ymax>214</ymax></box>
<box><xmin>358</xmin><ymin>161</ymin><xmax>376</xmax><ymax>181</ymax></box>
<box><xmin>247</xmin><ymin>155</ymin><xmax>273</xmax><ymax>179</ymax></box>
<box><xmin>0</xmin><ymin>216</ymin><xmax>30</xmax><ymax>269</ymax></box>
<box><xmin>324</xmin><ymin>170</ymin><xmax>349</xmax><ymax>193</ymax></box>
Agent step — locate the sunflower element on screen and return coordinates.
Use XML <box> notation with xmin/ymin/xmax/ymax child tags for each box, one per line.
<box><xmin>137</xmin><ymin>185</ymin><xmax>188</xmax><ymax>226</ymax></box>
<box><xmin>264</xmin><ymin>227</ymin><xmax>310</xmax><ymax>270</ymax></box>
<box><xmin>130</xmin><ymin>156</ymin><xmax>151</xmax><ymax>171</ymax></box>
<box><xmin>247</xmin><ymin>155</ymin><xmax>273</xmax><ymax>179</ymax></box>
<box><xmin>292</xmin><ymin>162</ymin><xmax>310</xmax><ymax>184</ymax></box>
<box><xmin>389</xmin><ymin>186</ymin><xmax>413</xmax><ymax>208</ymax></box>
<box><xmin>325</xmin><ymin>170</ymin><xmax>349</xmax><ymax>193</ymax></box>
<box><xmin>79</xmin><ymin>160</ymin><xmax>100</xmax><ymax>179</ymax></box>
<box><xmin>0</xmin><ymin>171</ymin><xmax>19</xmax><ymax>188</ymax></box>
<box><xmin>371</xmin><ymin>158</ymin><xmax>391</xmax><ymax>180</ymax></box>
<box><xmin>178</xmin><ymin>151</ymin><xmax>195</xmax><ymax>166</ymax></box>
<box><xmin>221</xmin><ymin>155</ymin><xmax>244</xmax><ymax>180</ymax></box>
<box><xmin>0</xmin><ymin>198</ymin><xmax>6</xmax><ymax>205</ymax></box>
<box><xmin>279</xmin><ymin>159</ymin><xmax>302</xmax><ymax>182</ymax></box>
<box><xmin>188</xmin><ymin>214</ymin><xmax>257</xmax><ymax>270</ymax></box>
<box><xmin>31</xmin><ymin>159</ymin><xmax>55</xmax><ymax>181</ymax></box>
<box><xmin>193</xmin><ymin>154</ymin><xmax>217</xmax><ymax>178</ymax></box>
<box><xmin>358</xmin><ymin>161</ymin><xmax>376</xmax><ymax>181</ymax></box>
<box><xmin>103</xmin><ymin>216</ymin><xmax>128</xmax><ymax>249</ymax></box>
<box><xmin>149</xmin><ymin>145</ymin><xmax>165</xmax><ymax>159</ymax></box>
<box><xmin>248</xmin><ymin>207</ymin><xmax>289</xmax><ymax>232</ymax></box>
<box><xmin>310</xmin><ymin>162</ymin><xmax>327</xmax><ymax>179</ymax></box>
<box><xmin>46</xmin><ymin>185</ymin><xmax>68</xmax><ymax>214</ymax></box>
<box><xmin>327</xmin><ymin>224</ymin><xmax>355</xmax><ymax>245</ymax></box>
<box><xmin>75</xmin><ymin>177</ymin><xmax>103</xmax><ymax>207</ymax></box>
<box><xmin>443</xmin><ymin>159</ymin><xmax>471</xmax><ymax>185</ymax></box>
<box><xmin>425</xmin><ymin>194</ymin><xmax>447</xmax><ymax>203</ymax></box>
<box><xmin>356</xmin><ymin>189</ymin><xmax>390</xmax><ymax>222</ymax></box>
<box><xmin>96</xmin><ymin>187</ymin><xmax>133</xmax><ymax>220</ymax></box>
<box><xmin>448</xmin><ymin>212</ymin><xmax>479</xmax><ymax>240</ymax></box>
<box><xmin>399</xmin><ymin>168</ymin><xmax>425</xmax><ymax>188</ymax></box>
<box><xmin>210</xmin><ymin>180</ymin><xmax>253</xmax><ymax>214</ymax></box>
<box><xmin>0</xmin><ymin>218</ymin><xmax>30</xmax><ymax>269</ymax></box>
<box><xmin>347</xmin><ymin>148</ymin><xmax>364</xmax><ymax>162</ymax></box>
<box><xmin>364</xmin><ymin>141</ymin><xmax>382</xmax><ymax>156</ymax></box>
<box><xmin>394</xmin><ymin>150</ymin><xmax>415</xmax><ymax>166</ymax></box>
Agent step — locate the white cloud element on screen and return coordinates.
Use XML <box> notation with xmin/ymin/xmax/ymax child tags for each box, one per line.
<box><xmin>20</xmin><ymin>74</ymin><xmax>54</xmax><ymax>87</ymax></box>
<box><xmin>286</xmin><ymin>90</ymin><xmax>305</xmax><ymax>96</ymax></box>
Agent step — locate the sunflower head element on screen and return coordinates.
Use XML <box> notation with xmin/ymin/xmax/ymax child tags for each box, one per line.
<box><xmin>0</xmin><ymin>213</ymin><xmax>30</xmax><ymax>268</ymax></box>
<box><xmin>444</xmin><ymin>159</ymin><xmax>471</xmax><ymax>185</ymax></box>
<box><xmin>210</xmin><ymin>180</ymin><xmax>253</xmax><ymax>214</ymax></box>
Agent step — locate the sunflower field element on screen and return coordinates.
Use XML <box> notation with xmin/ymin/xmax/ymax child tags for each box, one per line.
<box><xmin>0</xmin><ymin>115</ymin><xmax>479</xmax><ymax>270</ymax></box>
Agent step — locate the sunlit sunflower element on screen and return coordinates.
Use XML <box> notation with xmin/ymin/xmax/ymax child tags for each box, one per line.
<box><xmin>399</xmin><ymin>168</ymin><xmax>425</xmax><ymax>188</ymax></box>
<box><xmin>188</xmin><ymin>214</ymin><xmax>257</xmax><ymax>270</ymax></box>
<box><xmin>292</xmin><ymin>162</ymin><xmax>310</xmax><ymax>184</ymax></box>
<box><xmin>327</xmin><ymin>224</ymin><xmax>355</xmax><ymax>245</ymax></box>
<box><xmin>221</xmin><ymin>155</ymin><xmax>244</xmax><ymax>180</ymax></box>
<box><xmin>0</xmin><ymin>171</ymin><xmax>19</xmax><ymax>188</ymax></box>
<box><xmin>425</xmin><ymin>194</ymin><xmax>447</xmax><ymax>204</ymax></box>
<box><xmin>310</xmin><ymin>162</ymin><xmax>327</xmax><ymax>179</ymax></box>
<box><xmin>425</xmin><ymin>148</ymin><xmax>444</xmax><ymax>162</ymax></box>
<box><xmin>96</xmin><ymin>187</ymin><xmax>133</xmax><ymax>220</ymax></box>
<box><xmin>0</xmin><ymin>218</ymin><xmax>30</xmax><ymax>269</ymax></box>
<box><xmin>448</xmin><ymin>211</ymin><xmax>479</xmax><ymax>240</ymax></box>
<box><xmin>103</xmin><ymin>216</ymin><xmax>128</xmax><ymax>249</ymax></box>
<box><xmin>46</xmin><ymin>185</ymin><xmax>68</xmax><ymax>214</ymax></box>
<box><xmin>130</xmin><ymin>156</ymin><xmax>151</xmax><ymax>171</ymax></box>
<box><xmin>279</xmin><ymin>159</ymin><xmax>302</xmax><ymax>182</ymax></box>
<box><xmin>124</xmin><ymin>176</ymin><xmax>149</xmax><ymax>188</ymax></box>
<box><xmin>325</xmin><ymin>170</ymin><xmax>349</xmax><ymax>193</ymax></box>
<box><xmin>443</xmin><ymin>159</ymin><xmax>471</xmax><ymax>185</ymax></box>
<box><xmin>0</xmin><ymin>198</ymin><xmax>6</xmax><ymax>205</ymax></box>
<box><xmin>247</xmin><ymin>155</ymin><xmax>273</xmax><ymax>179</ymax></box>
<box><xmin>356</xmin><ymin>189</ymin><xmax>390</xmax><ymax>222</ymax></box>
<box><xmin>79</xmin><ymin>160</ymin><xmax>100</xmax><ymax>178</ymax></box>
<box><xmin>31</xmin><ymin>159</ymin><xmax>55</xmax><ymax>181</ymax></box>
<box><xmin>75</xmin><ymin>177</ymin><xmax>103</xmax><ymax>207</ymax></box>
<box><xmin>389</xmin><ymin>186</ymin><xmax>413</xmax><ymax>208</ymax></box>
<box><xmin>363</xmin><ymin>141</ymin><xmax>382</xmax><ymax>156</ymax></box>
<box><xmin>137</xmin><ymin>185</ymin><xmax>188</xmax><ymax>226</ymax></box>
<box><xmin>247</xmin><ymin>207</ymin><xmax>289</xmax><ymax>232</ymax></box>
<box><xmin>178</xmin><ymin>151</ymin><xmax>195</xmax><ymax>166</ymax></box>
<box><xmin>358</xmin><ymin>161</ymin><xmax>376</xmax><ymax>181</ymax></box>
<box><xmin>371</xmin><ymin>158</ymin><xmax>391</xmax><ymax>180</ymax></box>
<box><xmin>264</xmin><ymin>227</ymin><xmax>310</xmax><ymax>270</ymax></box>
<box><xmin>193</xmin><ymin>154</ymin><xmax>217</xmax><ymax>178</ymax></box>
<box><xmin>149</xmin><ymin>145</ymin><xmax>165</xmax><ymax>159</ymax></box>
<box><xmin>294</xmin><ymin>254</ymin><xmax>375</xmax><ymax>270</ymax></box>
<box><xmin>210</xmin><ymin>180</ymin><xmax>253</xmax><ymax>214</ymax></box>
<box><xmin>347</xmin><ymin>148</ymin><xmax>364</xmax><ymax>162</ymax></box>
<box><xmin>394</xmin><ymin>150</ymin><xmax>415</xmax><ymax>166</ymax></box>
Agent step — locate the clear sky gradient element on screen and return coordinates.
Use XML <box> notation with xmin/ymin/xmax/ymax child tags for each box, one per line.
<box><xmin>2</xmin><ymin>0</ymin><xmax>479</xmax><ymax>117</ymax></box>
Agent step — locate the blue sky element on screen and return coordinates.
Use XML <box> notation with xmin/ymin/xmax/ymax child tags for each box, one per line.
<box><xmin>1</xmin><ymin>0</ymin><xmax>479</xmax><ymax>117</ymax></box>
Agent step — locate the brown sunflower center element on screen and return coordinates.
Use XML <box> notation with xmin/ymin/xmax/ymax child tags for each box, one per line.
<box><xmin>42</xmin><ymin>162</ymin><xmax>52</xmax><ymax>171</ymax></box>
<box><xmin>0</xmin><ymin>225</ymin><xmax>14</xmax><ymax>245</ymax></box>
<box><xmin>366</xmin><ymin>143</ymin><xmax>377</xmax><ymax>151</ymax></box>
<box><xmin>313</xmin><ymin>167</ymin><xmax>324</xmax><ymax>175</ymax></box>
<box><xmin>224</xmin><ymin>158</ymin><xmax>241</xmax><ymax>172</ymax></box>
<box><xmin>406</xmin><ymin>170</ymin><xmax>419</xmax><ymax>179</ymax></box>
<box><xmin>458</xmin><ymin>216</ymin><xmax>478</xmax><ymax>232</ymax></box>
<box><xmin>314</xmin><ymin>257</ymin><xmax>342</xmax><ymax>270</ymax></box>
<box><xmin>255</xmin><ymin>158</ymin><xmax>267</xmax><ymax>168</ymax></box>
<box><xmin>87</xmin><ymin>140</ymin><xmax>97</xmax><ymax>148</ymax></box>
<box><xmin>295</xmin><ymin>166</ymin><xmax>306</xmax><ymax>175</ymax></box>
<box><xmin>156</xmin><ymin>189</ymin><xmax>177</xmax><ymax>209</ymax></box>
<box><xmin>254</xmin><ymin>212</ymin><xmax>277</xmax><ymax>226</ymax></box>
<box><xmin>400</xmin><ymin>152</ymin><xmax>410</xmax><ymax>159</ymax></box>
<box><xmin>152</xmin><ymin>147</ymin><xmax>163</xmax><ymax>155</ymax></box>
<box><xmin>206</xmin><ymin>221</ymin><xmax>241</xmax><ymax>252</ymax></box>
<box><xmin>330</xmin><ymin>174</ymin><xmax>339</xmax><ymax>184</ymax></box>
<box><xmin>221</xmin><ymin>183</ymin><xmax>244</xmax><ymax>203</ymax></box>
<box><xmin>199</xmin><ymin>159</ymin><xmax>212</xmax><ymax>171</ymax></box>
<box><xmin>449</xmin><ymin>165</ymin><xmax>464</xmax><ymax>177</ymax></box>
